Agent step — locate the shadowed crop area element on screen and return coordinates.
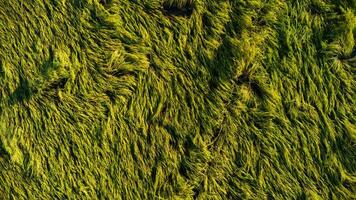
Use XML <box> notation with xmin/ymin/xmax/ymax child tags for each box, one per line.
<box><xmin>0</xmin><ymin>0</ymin><xmax>355</xmax><ymax>199</ymax></box>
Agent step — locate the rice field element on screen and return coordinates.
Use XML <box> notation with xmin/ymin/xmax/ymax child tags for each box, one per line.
<box><xmin>0</xmin><ymin>0</ymin><xmax>355</xmax><ymax>199</ymax></box>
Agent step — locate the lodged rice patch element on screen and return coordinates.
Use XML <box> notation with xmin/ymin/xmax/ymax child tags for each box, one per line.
<box><xmin>0</xmin><ymin>0</ymin><xmax>355</xmax><ymax>199</ymax></box>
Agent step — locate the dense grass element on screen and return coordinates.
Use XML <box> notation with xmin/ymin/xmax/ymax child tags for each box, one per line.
<box><xmin>0</xmin><ymin>0</ymin><xmax>355</xmax><ymax>199</ymax></box>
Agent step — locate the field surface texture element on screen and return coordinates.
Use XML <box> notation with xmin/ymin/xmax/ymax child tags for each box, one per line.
<box><xmin>0</xmin><ymin>0</ymin><xmax>355</xmax><ymax>199</ymax></box>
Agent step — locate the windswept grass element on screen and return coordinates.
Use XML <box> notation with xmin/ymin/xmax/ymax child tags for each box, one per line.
<box><xmin>0</xmin><ymin>0</ymin><xmax>355</xmax><ymax>199</ymax></box>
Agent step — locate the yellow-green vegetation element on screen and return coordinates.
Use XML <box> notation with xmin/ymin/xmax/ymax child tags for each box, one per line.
<box><xmin>0</xmin><ymin>0</ymin><xmax>355</xmax><ymax>199</ymax></box>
